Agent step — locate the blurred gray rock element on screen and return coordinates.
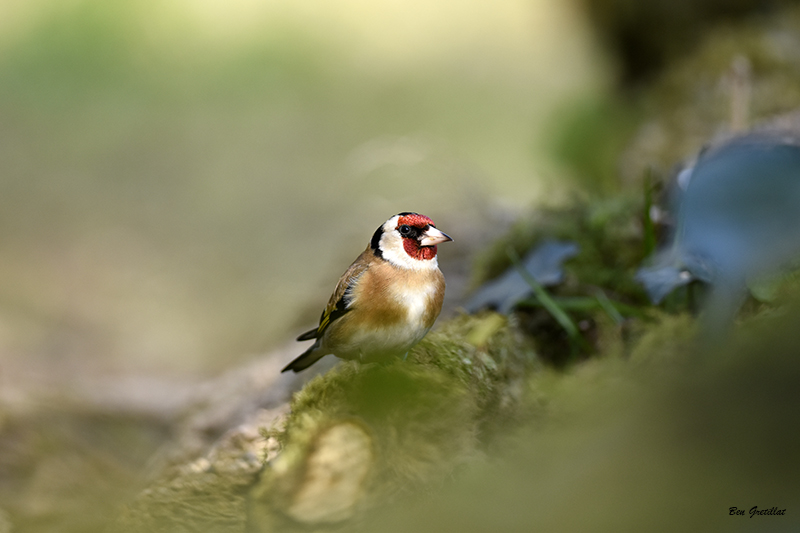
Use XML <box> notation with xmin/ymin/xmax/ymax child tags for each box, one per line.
<box><xmin>638</xmin><ymin>114</ymin><xmax>800</xmax><ymax>328</ymax></box>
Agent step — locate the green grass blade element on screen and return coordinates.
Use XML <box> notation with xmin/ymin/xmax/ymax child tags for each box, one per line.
<box><xmin>507</xmin><ymin>246</ymin><xmax>581</xmax><ymax>342</ymax></box>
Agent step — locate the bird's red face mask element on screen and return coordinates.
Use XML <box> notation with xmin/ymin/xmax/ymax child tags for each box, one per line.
<box><xmin>396</xmin><ymin>213</ymin><xmax>452</xmax><ymax>261</ymax></box>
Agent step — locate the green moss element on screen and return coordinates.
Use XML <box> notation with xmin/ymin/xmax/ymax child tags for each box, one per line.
<box><xmin>358</xmin><ymin>302</ymin><xmax>800</xmax><ymax>533</ymax></box>
<box><xmin>289</xmin><ymin>315</ymin><xmax>532</xmax><ymax>438</ymax></box>
<box><xmin>253</xmin><ymin>308</ymin><xmax>706</xmax><ymax>529</ymax></box>
<box><xmin>253</xmin><ymin>313</ymin><xmax>537</xmax><ymax>525</ymax></box>
<box><xmin>468</xmin><ymin>195</ymin><xmax>657</xmax><ymax>365</ymax></box>
<box><xmin>626</xmin><ymin>312</ymin><xmax>697</xmax><ymax>364</ymax></box>
<box><xmin>472</xmin><ymin>196</ymin><xmax>648</xmax><ymax>303</ymax></box>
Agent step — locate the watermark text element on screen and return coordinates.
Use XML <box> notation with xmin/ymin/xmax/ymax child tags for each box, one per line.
<box><xmin>729</xmin><ymin>506</ymin><xmax>786</xmax><ymax>518</ymax></box>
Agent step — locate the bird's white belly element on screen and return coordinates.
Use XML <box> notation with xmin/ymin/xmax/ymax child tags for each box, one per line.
<box><xmin>346</xmin><ymin>284</ymin><xmax>435</xmax><ymax>361</ymax></box>
<box><xmin>396</xmin><ymin>283</ymin><xmax>434</xmax><ymax>324</ymax></box>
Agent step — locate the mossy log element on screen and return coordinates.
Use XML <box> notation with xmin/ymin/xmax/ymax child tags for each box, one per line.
<box><xmin>109</xmin><ymin>314</ymin><xmax>534</xmax><ymax>531</ymax></box>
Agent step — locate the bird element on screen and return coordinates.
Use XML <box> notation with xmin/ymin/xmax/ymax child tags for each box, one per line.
<box><xmin>281</xmin><ymin>212</ymin><xmax>452</xmax><ymax>373</ymax></box>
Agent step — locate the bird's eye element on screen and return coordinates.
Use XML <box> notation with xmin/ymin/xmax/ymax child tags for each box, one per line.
<box><xmin>399</xmin><ymin>224</ymin><xmax>411</xmax><ymax>235</ymax></box>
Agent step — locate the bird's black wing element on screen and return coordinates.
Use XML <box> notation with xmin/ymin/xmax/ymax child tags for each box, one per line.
<box><xmin>295</xmin><ymin>254</ymin><xmax>369</xmax><ymax>341</ymax></box>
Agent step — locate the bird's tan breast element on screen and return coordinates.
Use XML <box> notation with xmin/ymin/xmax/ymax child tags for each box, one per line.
<box><xmin>352</xmin><ymin>259</ymin><xmax>445</xmax><ymax>330</ymax></box>
<box><xmin>321</xmin><ymin>251</ymin><xmax>445</xmax><ymax>361</ymax></box>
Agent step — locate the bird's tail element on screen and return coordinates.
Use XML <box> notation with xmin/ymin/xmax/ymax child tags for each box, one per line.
<box><xmin>281</xmin><ymin>342</ymin><xmax>327</xmax><ymax>373</ymax></box>
<box><xmin>295</xmin><ymin>327</ymin><xmax>318</xmax><ymax>341</ymax></box>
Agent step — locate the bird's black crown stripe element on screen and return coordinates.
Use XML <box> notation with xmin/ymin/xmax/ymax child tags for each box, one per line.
<box><xmin>370</xmin><ymin>225</ymin><xmax>384</xmax><ymax>258</ymax></box>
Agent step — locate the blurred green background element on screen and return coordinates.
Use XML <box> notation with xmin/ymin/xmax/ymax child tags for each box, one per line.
<box><xmin>0</xmin><ymin>0</ymin><xmax>607</xmax><ymax>380</ymax></box>
<box><xmin>5</xmin><ymin>2</ymin><xmax>800</xmax><ymax>532</ymax></box>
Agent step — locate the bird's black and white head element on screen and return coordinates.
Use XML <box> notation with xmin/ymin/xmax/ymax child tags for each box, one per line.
<box><xmin>370</xmin><ymin>212</ymin><xmax>452</xmax><ymax>270</ymax></box>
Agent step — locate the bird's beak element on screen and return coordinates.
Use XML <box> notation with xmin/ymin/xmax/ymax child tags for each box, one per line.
<box><xmin>420</xmin><ymin>226</ymin><xmax>453</xmax><ymax>246</ymax></box>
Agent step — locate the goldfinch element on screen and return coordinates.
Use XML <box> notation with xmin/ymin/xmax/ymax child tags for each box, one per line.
<box><xmin>282</xmin><ymin>212</ymin><xmax>452</xmax><ymax>373</ymax></box>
